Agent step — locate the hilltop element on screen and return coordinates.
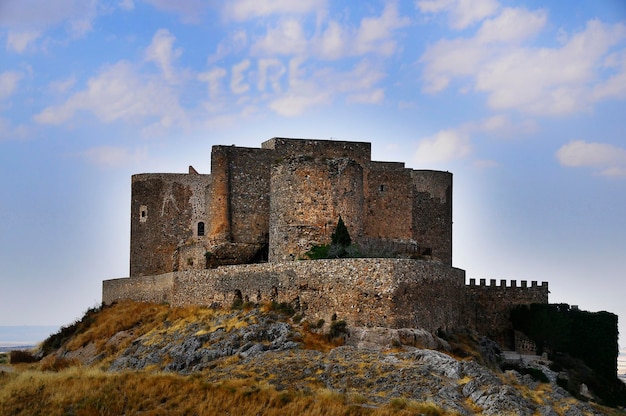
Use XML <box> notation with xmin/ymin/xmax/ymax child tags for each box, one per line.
<box><xmin>1</xmin><ymin>301</ymin><xmax>624</xmax><ymax>415</ymax></box>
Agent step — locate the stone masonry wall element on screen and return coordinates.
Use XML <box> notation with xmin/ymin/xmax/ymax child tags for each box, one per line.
<box><xmin>130</xmin><ymin>172</ymin><xmax>211</xmax><ymax>277</ymax></box>
<box><xmin>466</xmin><ymin>278</ymin><xmax>549</xmax><ymax>349</ymax></box>
<box><xmin>224</xmin><ymin>146</ymin><xmax>274</xmax><ymax>244</ymax></box>
<box><xmin>269</xmin><ymin>156</ymin><xmax>364</xmax><ymax>261</ymax></box>
<box><xmin>411</xmin><ymin>170</ymin><xmax>453</xmax><ymax>265</ymax></box>
<box><xmin>363</xmin><ymin>162</ymin><xmax>413</xmax><ymax>244</ymax></box>
<box><xmin>103</xmin><ymin>274</ymin><xmax>174</xmax><ymax>305</ymax></box>
<box><xmin>263</xmin><ymin>137</ymin><xmax>372</xmax><ymax>166</ymax></box>
<box><xmin>104</xmin><ymin>259</ymin><xmax>467</xmax><ymax>333</ymax></box>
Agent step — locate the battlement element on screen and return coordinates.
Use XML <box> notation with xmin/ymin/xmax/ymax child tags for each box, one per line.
<box><xmin>467</xmin><ymin>279</ymin><xmax>548</xmax><ymax>289</ymax></box>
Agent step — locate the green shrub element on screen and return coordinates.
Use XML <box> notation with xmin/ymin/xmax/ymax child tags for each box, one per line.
<box><xmin>267</xmin><ymin>301</ymin><xmax>295</xmax><ymax>316</ymax></box>
<box><xmin>303</xmin><ymin>244</ymin><xmax>329</xmax><ymax>260</ymax></box>
<box><xmin>329</xmin><ymin>320</ymin><xmax>347</xmax><ymax>339</ymax></box>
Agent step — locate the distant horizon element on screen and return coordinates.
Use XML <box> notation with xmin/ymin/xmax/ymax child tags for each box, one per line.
<box><xmin>0</xmin><ymin>325</ymin><xmax>60</xmax><ymax>347</ymax></box>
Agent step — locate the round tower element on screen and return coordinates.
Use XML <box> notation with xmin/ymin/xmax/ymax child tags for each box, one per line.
<box><xmin>130</xmin><ymin>172</ymin><xmax>210</xmax><ymax>277</ymax></box>
<box><xmin>268</xmin><ymin>156</ymin><xmax>364</xmax><ymax>262</ymax></box>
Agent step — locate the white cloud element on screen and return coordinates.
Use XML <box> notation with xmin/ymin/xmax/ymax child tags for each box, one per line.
<box><xmin>416</xmin><ymin>0</ymin><xmax>499</xmax><ymax>30</ymax></box>
<box><xmin>267</xmin><ymin>59</ymin><xmax>386</xmax><ymax>115</ymax></box>
<box><xmin>6</xmin><ymin>31</ymin><xmax>41</xmax><ymax>53</ymax></box>
<box><xmin>593</xmin><ymin>51</ymin><xmax>626</xmax><ymax>101</ymax></box>
<box><xmin>257</xmin><ymin>59</ymin><xmax>286</xmax><ymax>92</ymax></box>
<box><xmin>140</xmin><ymin>0</ymin><xmax>209</xmax><ymax>24</ymax></box>
<box><xmin>0</xmin><ymin>116</ymin><xmax>30</xmax><ymax>141</ymax></box>
<box><xmin>207</xmin><ymin>31</ymin><xmax>248</xmax><ymax>64</ymax></box>
<box><xmin>230</xmin><ymin>60</ymin><xmax>251</xmax><ymax>94</ymax></box>
<box><xmin>414</xmin><ymin>128</ymin><xmax>472</xmax><ymax>164</ymax></box>
<box><xmin>347</xmin><ymin>88</ymin><xmax>384</xmax><ymax>104</ymax></box>
<box><xmin>0</xmin><ymin>0</ymin><xmax>98</xmax><ymax>40</ymax></box>
<box><xmin>413</xmin><ymin>114</ymin><xmax>535</xmax><ymax>166</ymax></box>
<box><xmin>268</xmin><ymin>58</ymin><xmax>329</xmax><ymax>116</ymax></box>
<box><xmin>48</xmin><ymin>77</ymin><xmax>77</xmax><ymax>95</ymax></box>
<box><xmin>77</xmin><ymin>146</ymin><xmax>148</xmax><ymax>167</ymax></box>
<box><xmin>316</xmin><ymin>21</ymin><xmax>346</xmax><ymax>60</ymax></box>
<box><xmin>251</xmin><ymin>19</ymin><xmax>309</xmax><ymax>56</ymax></box>
<box><xmin>249</xmin><ymin>3</ymin><xmax>410</xmax><ymax>59</ymax></box>
<box><xmin>144</xmin><ymin>29</ymin><xmax>182</xmax><ymax>83</ymax></box>
<box><xmin>224</xmin><ymin>0</ymin><xmax>326</xmax><ymax>21</ymax></box>
<box><xmin>0</xmin><ymin>71</ymin><xmax>23</xmax><ymax>101</ymax></box>
<box><xmin>353</xmin><ymin>2</ymin><xmax>410</xmax><ymax>56</ymax></box>
<box><xmin>269</xmin><ymin>89</ymin><xmax>331</xmax><ymax>117</ymax></box>
<box><xmin>556</xmin><ymin>140</ymin><xmax>626</xmax><ymax>177</ymax></box>
<box><xmin>470</xmin><ymin>114</ymin><xmax>538</xmax><ymax>137</ymax></box>
<box><xmin>420</xmin><ymin>8</ymin><xmax>626</xmax><ymax>115</ymax></box>
<box><xmin>198</xmin><ymin>68</ymin><xmax>228</xmax><ymax>99</ymax></box>
<box><xmin>476</xmin><ymin>7</ymin><xmax>546</xmax><ymax>44</ymax></box>
<box><xmin>33</xmin><ymin>61</ymin><xmax>187</xmax><ymax>131</ymax></box>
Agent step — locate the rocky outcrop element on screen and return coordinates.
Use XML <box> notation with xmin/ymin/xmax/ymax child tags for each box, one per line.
<box><xmin>102</xmin><ymin>308</ymin><xmax>604</xmax><ymax>415</ymax></box>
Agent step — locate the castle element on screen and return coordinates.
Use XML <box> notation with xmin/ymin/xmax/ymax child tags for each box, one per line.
<box><xmin>103</xmin><ymin>138</ymin><xmax>548</xmax><ymax>349</ymax></box>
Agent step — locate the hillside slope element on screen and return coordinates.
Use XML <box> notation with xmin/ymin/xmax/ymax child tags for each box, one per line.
<box><xmin>1</xmin><ymin>301</ymin><xmax>623</xmax><ymax>415</ymax></box>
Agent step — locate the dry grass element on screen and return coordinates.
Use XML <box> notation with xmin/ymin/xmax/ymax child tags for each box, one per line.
<box><xmin>0</xmin><ymin>367</ymin><xmax>459</xmax><ymax>416</ymax></box>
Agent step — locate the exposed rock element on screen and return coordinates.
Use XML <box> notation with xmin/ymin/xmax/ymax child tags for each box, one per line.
<box><xmin>347</xmin><ymin>326</ymin><xmax>450</xmax><ymax>350</ymax></box>
<box><xmin>53</xmin><ymin>307</ymin><xmax>608</xmax><ymax>415</ymax></box>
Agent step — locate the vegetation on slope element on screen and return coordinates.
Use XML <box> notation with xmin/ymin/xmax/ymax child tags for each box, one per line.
<box><xmin>1</xmin><ymin>301</ymin><xmax>624</xmax><ymax>415</ymax></box>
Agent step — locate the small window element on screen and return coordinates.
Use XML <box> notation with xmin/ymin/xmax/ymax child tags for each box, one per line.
<box><xmin>139</xmin><ymin>205</ymin><xmax>148</xmax><ymax>223</ymax></box>
<box><xmin>379</xmin><ymin>184</ymin><xmax>386</xmax><ymax>192</ymax></box>
<box><xmin>197</xmin><ymin>222</ymin><xmax>205</xmax><ymax>236</ymax></box>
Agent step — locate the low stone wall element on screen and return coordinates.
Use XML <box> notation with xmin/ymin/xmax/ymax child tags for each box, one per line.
<box><xmin>465</xmin><ymin>279</ymin><xmax>549</xmax><ymax>349</ymax></box>
<box><xmin>103</xmin><ymin>274</ymin><xmax>174</xmax><ymax>305</ymax></box>
<box><xmin>103</xmin><ymin>259</ymin><xmax>467</xmax><ymax>332</ymax></box>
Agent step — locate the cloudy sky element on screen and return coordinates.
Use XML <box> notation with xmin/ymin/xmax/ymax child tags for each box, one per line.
<box><xmin>1</xmin><ymin>0</ymin><xmax>625</xmax><ymax>365</ymax></box>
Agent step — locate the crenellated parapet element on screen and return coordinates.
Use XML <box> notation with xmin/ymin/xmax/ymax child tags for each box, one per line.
<box><xmin>467</xmin><ymin>278</ymin><xmax>548</xmax><ymax>289</ymax></box>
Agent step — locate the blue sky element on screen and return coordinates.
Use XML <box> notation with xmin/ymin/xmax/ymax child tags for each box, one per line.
<box><xmin>1</xmin><ymin>0</ymin><xmax>625</xmax><ymax>368</ymax></box>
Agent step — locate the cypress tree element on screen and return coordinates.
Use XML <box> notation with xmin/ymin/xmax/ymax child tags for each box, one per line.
<box><xmin>331</xmin><ymin>216</ymin><xmax>351</xmax><ymax>247</ymax></box>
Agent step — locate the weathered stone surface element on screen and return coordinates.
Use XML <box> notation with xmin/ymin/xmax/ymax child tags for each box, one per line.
<box><xmin>102</xmin><ymin>309</ymin><xmax>605</xmax><ymax>416</ymax></box>
<box><xmin>105</xmin><ymin>258</ymin><xmax>469</xmax><ymax>333</ymax></box>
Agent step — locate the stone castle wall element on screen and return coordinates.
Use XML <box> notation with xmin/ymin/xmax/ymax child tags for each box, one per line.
<box><xmin>105</xmin><ymin>259</ymin><xmax>468</xmax><ymax>332</ymax></box>
<box><xmin>465</xmin><ymin>278</ymin><xmax>549</xmax><ymax>349</ymax></box>
<box><xmin>129</xmin><ymin>138</ymin><xmax>455</xmax><ymax>276</ymax></box>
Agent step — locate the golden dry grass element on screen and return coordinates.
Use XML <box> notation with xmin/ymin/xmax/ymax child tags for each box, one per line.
<box><xmin>0</xmin><ymin>366</ymin><xmax>457</xmax><ymax>416</ymax></box>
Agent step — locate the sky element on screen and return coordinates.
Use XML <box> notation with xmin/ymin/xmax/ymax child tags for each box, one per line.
<box><xmin>0</xmin><ymin>0</ymin><xmax>625</xmax><ymax>370</ymax></box>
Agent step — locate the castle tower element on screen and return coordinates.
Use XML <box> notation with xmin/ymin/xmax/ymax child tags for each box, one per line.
<box><xmin>411</xmin><ymin>170</ymin><xmax>453</xmax><ymax>265</ymax></box>
<box><xmin>130</xmin><ymin>171</ymin><xmax>210</xmax><ymax>277</ymax></box>
<box><xmin>268</xmin><ymin>155</ymin><xmax>364</xmax><ymax>261</ymax></box>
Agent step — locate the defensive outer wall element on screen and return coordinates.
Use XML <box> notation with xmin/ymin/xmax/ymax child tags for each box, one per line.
<box><xmin>104</xmin><ymin>259</ymin><xmax>548</xmax><ymax>348</ymax></box>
